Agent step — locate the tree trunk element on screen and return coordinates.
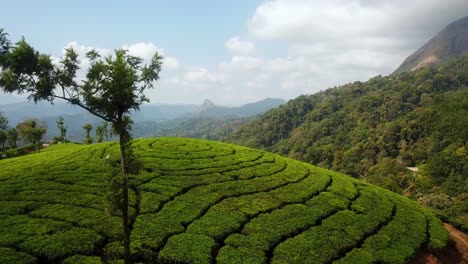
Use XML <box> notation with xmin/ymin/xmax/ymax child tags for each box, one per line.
<box><xmin>118</xmin><ymin>128</ymin><xmax>131</xmax><ymax>264</ymax></box>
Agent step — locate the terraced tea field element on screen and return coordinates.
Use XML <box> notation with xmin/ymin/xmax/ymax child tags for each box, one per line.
<box><xmin>0</xmin><ymin>138</ymin><xmax>449</xmax><ymax>263</ymax></box>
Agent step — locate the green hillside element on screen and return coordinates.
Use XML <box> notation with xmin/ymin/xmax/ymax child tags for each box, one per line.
<box><xmin>225</xmin><ymin>55</ymin><xmax>468</xmax><ymax>227</ymax></box>
<box><xmin>0</xmin><ymin>138</ymin><xmax>448</xmax><ymax>263</ymax></box>
<box><xmin>151</xmin><ymin>116</ymin><xmax>249</xmax><ymax>140</ymax></box>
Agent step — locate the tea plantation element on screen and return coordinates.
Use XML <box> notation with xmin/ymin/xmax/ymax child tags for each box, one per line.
<box><xmin>0</xmin><ymin>138</ymin><xmax>449</xmax><ymax>263</ymax></box>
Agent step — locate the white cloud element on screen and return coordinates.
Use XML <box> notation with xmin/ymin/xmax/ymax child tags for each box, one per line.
<box><xmin>219</xmin><ymin>56</ymin><xmax>263</xmax><ymax>73</ymax></box>
<box><xmin>121</xmin><ymin>42</ymin><xmax>180</xmax><ymax>71</ymax></box>
<box><xmin>225</xmin><ymin>36</ymin><xmax>256</xmax><ymax>56</ymax></box>
<box><xmin>36</xmin><ymin>2</ymin><xmax>468</xmax><ymax>106</ymax></box>
<box><xmin>122</xmin><ymin>42</ymin><xmax>160</xmax><ymax>59</ymax></box>
<box><xmin>163</xmin><ymin>56</ymin><xmax>180</xmax><ymax>71</ymax></box>
<box><xmin>249</xmin><ymin>0</ymin><xmax>468</xmax><ymax>44</ymax></box>
<box><xmin>65</xmin><ymin>41</ymin><xmax>111</xmax><ymax>57</ymax></box>
<box><xmin>248</xmin><ymin>0</ymin><xmax>468</xmax><ymax>74</ymax></box>
<box><xmin>184</xmin><ymin>68</ymin><xmax>224</xmax><ymax>84</ymax></box>
<box><xmin>63</xmin><ymin>41</ymin><xmax>111</xmax><ymax>70</ymax></box>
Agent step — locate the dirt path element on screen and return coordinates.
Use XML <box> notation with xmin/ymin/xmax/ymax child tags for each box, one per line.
<box><xmin>411</xmin><ymin>223</ymin><xmax>468</xmax><ymax>264</ymax></box>
<box><xmin>444</xmin><ymin>223</ymin><xmax>468</xmax><ymax>263</ymax></box>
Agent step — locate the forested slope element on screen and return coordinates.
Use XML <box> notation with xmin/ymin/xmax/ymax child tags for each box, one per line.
<box><xmin>225</xmin><ymin>55</ymin><xmax>468</xmax><ymax>227</ymax></box>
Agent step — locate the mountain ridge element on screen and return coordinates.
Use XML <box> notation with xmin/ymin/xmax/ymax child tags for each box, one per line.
<box><xmin>394</xmin><ymin>15</ymin><xmax>468</xmax><ymax>73</ymax></box>
<box><xmin>0</xmin><ymin>97</ymin><xmax>286</xmax><ymax>141</ymax></box>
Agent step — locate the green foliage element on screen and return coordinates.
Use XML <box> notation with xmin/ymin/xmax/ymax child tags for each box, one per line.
<box><xmin>225</xmin><ymin>55</ymin><xmax>468</xmax><ymax>224</ymax></box>
<box><xmin>0</xmin><ymin>30</ymin><xmax>164</xmax><ymax>263</ymax></box>
<box><xmin>0</xmin><ymin>112</ymin><xmax>8</xmax><ymax>151</ymax></box>
<box><xmin>334</xmin><ymin>194</ymin><xmax>427</xmax><ymax>264</ymax></box>
<box><xmin>0</xmin><ymin>129</ymin><xmax>6</xmax><ymax>150</ymax></box>
<box><xmin>152</xmin><ymin>116</ymin><xmax>251</xmax><ymax>141</ymax></box>
<box><xmin>0</xmin><ymin>143</ymin><xmax>35</xmax><ymax>159</ymax></box>
<box><xmin>80</xmin><ymin>49</ymin><xmax>162</xmax><ymax>122</ymax></box>
<box><xmin>83</xmin><ymin>123</ymin><xmax>94</xmax><ymax>144</ymax></box>
<box><xmin>0</xmin><ymin>138</ymin><xmax>449</xmax><ymax>263</ymax></box>
<box><xmin>7</xmin><ymin>128</ymin><xmax>18</xmax><ymax>149</ymax></box>
<box><xmin>0</xmin><ymin>247</ymin><xmax>36</xmax><ymax>264</ymax></box>
<box><xmin>56</xmin><ymin>116</ymin><xmax>67</xmax><ymax>143</ymax></box>
<box><xmin>0</xmin><ymin>111</ymin><xmax>7</xmax><ymax>130</ymax></box>
<box><xmin>62</xmin><ymin>255</ymin><xmax>102</xmax><ymax>264</ymax></box>
<box><xmin>19</xmin><ymin>228</ymin><xmax>101</xmax><ymax>259</ymax></box>
<box><xmin>0</xmin><ymin>111</ymin><xmax>8</xmax><ymax>153</ymax></box>
<box><xmin>104</xmin><ymin>156</ymin><xmax>125</xmax><ymax>216</ymax></box>
<box><xmin>96</xmin><ymin>121</ymin><xmax>109</xmax><ymax>143</ymax></box>
<box><xmin>425</xmin><ymin>210</ymin><xmax>451</xmax><ymax>250</ymax></box>
<box><xmin>158</xmin><ymin>234</ymin><xmax>216</xmax><ymax>264</ymax></box>
<box><xmin>0</xmin><ymin>29</ymin><xmax>12</xmax><ymax>64</ymax></box>
<box><xmin>15</xmin><ymin>119</ymin><xmax>46</xmax><ymax>152</ymax></box>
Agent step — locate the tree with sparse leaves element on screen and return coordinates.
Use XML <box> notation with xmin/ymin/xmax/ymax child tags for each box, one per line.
<box><xmin>96</xmin><ymin>121</ymin><xmax>109</xmax><ymax>143</ymax></box>
<box><xmin>56</xmin><ymin>116</ymin><xmax>67</xmax><ymax>143</ymax></box>
<box><xmin>83</xmin><ymin>123</ymin><xmax>93</xmax><ymax>144</ymax></box>
<box><xmin>0</xmin><ymin>29</ymin><xmax>162</xmax><ymax>263</ymax></box>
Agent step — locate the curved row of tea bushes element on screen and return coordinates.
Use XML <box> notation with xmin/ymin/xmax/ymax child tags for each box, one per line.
<box><xmin>0</xmin><ymin>138</ymin><xmax>449</xmax><ymax>264</ymax></box>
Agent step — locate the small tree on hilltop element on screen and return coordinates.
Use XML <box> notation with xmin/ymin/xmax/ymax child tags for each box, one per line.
<box><xmin>83</xmin><ymin>123</ymin><xmax>93</xmax><ymax>144</ymax></box>
<box><xmin>96</xmin><ymin>121</ymin><xmax>109</xmax><ymax>143</ymax></box>
<box><xmin>56</xmin><ymin>116</ymin><xmax>67</xmax><ymax>143</ymax></box>
<box><xmin>0</xmin><ymin>30</ymin><xmax>163</xmax><ymax>263</ymax></box>
<box><xmin>16</xmin><ymin>119</ymin><xmax>47</xmax><ymax>152</ymax></box>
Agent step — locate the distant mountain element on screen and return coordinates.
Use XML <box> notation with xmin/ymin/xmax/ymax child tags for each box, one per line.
<box><xmin>196</xmin><ymin>98</ymin><xmax>287</xmax><ymax>118</ymax></box>
<box><xmin>233</xmin><ymin>98</ymin><xmax>288</xmax><ymax>117</ymax></box>
<box><xmin>395</xmin><ymin>16</ymin><xmax>468</xmax><ymax>73</ymax></box>
<box><xmin>136</xmin><ymin>98</ymin><xmax>287</xmax><ymax>139</ymax></box>
<box><xmin>0</xmin><ymin>101</ymin><xmax>85</xmax><ymax>125</ymax></box>
<box><xmin>0</xmin><ymin>101</ymin><xmax>196</xmax><ymax>141</ymax></box>
<box><xmin>0</xmin><ymin>98</ymin><xmax>285</xmax><ymax>141</ymax></box>
<box><xmin>0</xmin><ymin>101</ymin><xmax>198</xmax><ymax>125</ymax></box>
<box><xmin>225</xmin><ymin>55</ymin><xmax>468</xmax><ymax>228</ymax></box>
<box><xmin>197</xmin><ymin>99</ymin><xmax>216</xmax><ymax>113</ymax></box>
<box><xmin>133</xmin><ymin>104</ymin><xmax>198</xmax><ymax>122</ymax></box>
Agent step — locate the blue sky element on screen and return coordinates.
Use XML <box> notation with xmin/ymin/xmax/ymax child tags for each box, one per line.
<box><xmin>2</xmin><ymin>0</ymin><xmax>263</xmax><ymax>66</ymax></box>
<box><xmin>1</xmin><ymin>0</ymin><xmax>468</xmax><ymax>105</ymax></box>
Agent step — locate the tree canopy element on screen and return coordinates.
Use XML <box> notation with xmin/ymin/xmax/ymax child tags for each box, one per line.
<box><xmin>96</xmin><ymin>121</ymin><xmax>109</xmax><ymax>143</ymax></box>
<box><xmin>16</xmin><ymin>119</ymin><xmax>47</xmax><ymax>152</ymax></box>
<box><xmin>0</xmin><ymin>130</ymin><xmax>6</xmax><ymax>151</ymax></box>
<box><xmin>0</xmin><ymin>29</ymin><xmax>163</xmax><ymax>263</ymax></box>
<box><xmin>83</xmin><ymin>123</ymin><xmax>93</xmax><ymax>144</ymax></box>
<box><xmin>56</xmin><ymin>116</ymin><xmax>67</xmax><ymax>143</ymax></box>
<box><xmin>7</xmin><ymin>128</ymin><xmax>18</xmax><ymax>149</ymax></box>
<box><xmin>0</xmin><ymin>112</ymin><xmax>7</xmax><ymax>130</ymax></box>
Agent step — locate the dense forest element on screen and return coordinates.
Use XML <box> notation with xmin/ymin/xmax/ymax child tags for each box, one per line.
<box><xmin>150</xmin><ymin>117</ymin><xmax>249</xmax><ymax>140</ymax></box>
<box><xmin>225</xmin><ymin>55</ymin><xmax>468</xmax><ymax>228</ymax></box>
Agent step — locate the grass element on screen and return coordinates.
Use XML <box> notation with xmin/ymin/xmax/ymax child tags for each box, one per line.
<box><xmin>0</xmin><ymin>138</ymin><xmax>449</xmax><ymax>263</ymax></box>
